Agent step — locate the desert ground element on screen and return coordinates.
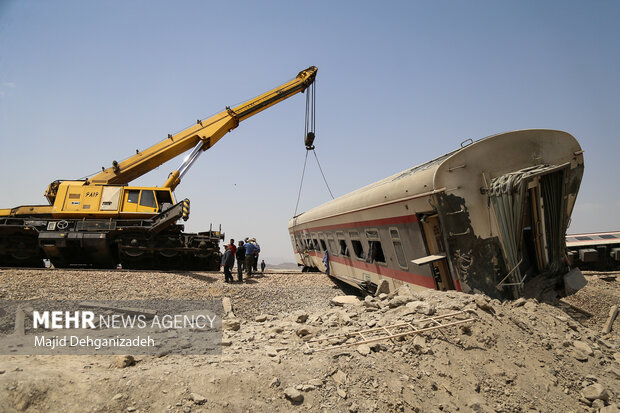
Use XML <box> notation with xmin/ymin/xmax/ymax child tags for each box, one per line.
<box><xmin>0</xmin><ymin>268</ymin><xmax>618</xmax><ymax>413</ymax></box>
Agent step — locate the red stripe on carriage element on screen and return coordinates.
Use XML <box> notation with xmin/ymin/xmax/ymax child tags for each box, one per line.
<box><xmin>305</xmin><ymin>250</ymin><xmax>437</xmax><ymax>290</ymax></box>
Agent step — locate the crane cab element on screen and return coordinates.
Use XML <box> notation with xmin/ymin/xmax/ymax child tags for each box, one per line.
<box><xmin>51</xmin><ymin>181</ymin><xmax>176</xmax><ymax>219</ymax></box>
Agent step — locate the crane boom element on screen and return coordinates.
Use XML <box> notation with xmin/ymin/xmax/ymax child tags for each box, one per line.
<box><xmin>87</xmin><ymin>66</ymin><xmax>317</xmax><ymax>190</ymax></box>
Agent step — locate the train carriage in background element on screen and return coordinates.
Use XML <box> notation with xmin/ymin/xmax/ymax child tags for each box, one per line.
<box><xmin>289</xmin><ymin>129</ymin><xmax>585</xmax><ymax>299</ymax></box>
<box><xmin>566</xmin><ymin>231</ymin><xmax>620</xmax><ymax>270</ymax></box>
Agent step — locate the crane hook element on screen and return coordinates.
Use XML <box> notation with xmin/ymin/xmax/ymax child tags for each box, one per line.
<box><xmin>305</xmin><ymin>132</ymin><xmax>315</xmax><ymax>150</ymax></box>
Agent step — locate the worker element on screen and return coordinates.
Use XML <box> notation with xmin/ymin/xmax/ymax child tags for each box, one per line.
<box><xmin>221</xmin><ymin>245</ymin><xmax>234</xmax><ymax>283</ymax></box>
<box><xmin>260</xmin><ymin>259</ymin><xmax>266</xmax><ymax>273</ymax></box>
<box><xmin>252</xmin><ymin>238</ymin><xmax>261</xmax><ymax>272</ymax></box>
<box><xmin>236</xmin><ymin>240</ymin><xmax>245</xmax><ymax>282</ymax></box>
<box><xmin>228</xmin><ymin>238</ymin><xmax>237</xmax><ymax>276</ymax></box>
<box><xmin>244</xmin><ymin>239</ymin><xmax>259</xmax><ymax>277</ymax></box>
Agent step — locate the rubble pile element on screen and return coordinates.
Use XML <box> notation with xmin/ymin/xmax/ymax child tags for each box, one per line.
<box><xmin>0</xmin><ymin>269</ymin><xmax>618</xmax><ymax>412</ymax></box>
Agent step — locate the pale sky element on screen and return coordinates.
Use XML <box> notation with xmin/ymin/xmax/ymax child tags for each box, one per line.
<box><xmin>1</xmin><ymin>1</ymin><xmax>619</xmax><ymax>264</ymax></box>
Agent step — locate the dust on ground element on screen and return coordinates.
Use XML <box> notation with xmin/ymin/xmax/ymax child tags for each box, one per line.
<box><xmin>0</xmin><ymin>268</ymin><xmax>618</xmax><ymax>413</ymax></box>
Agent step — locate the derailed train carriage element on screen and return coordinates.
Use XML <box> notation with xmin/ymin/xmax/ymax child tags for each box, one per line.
<box><xmin>288</xmin><ymin>130</ymin><xmax>584</xmax><ymax>299</ymax></box>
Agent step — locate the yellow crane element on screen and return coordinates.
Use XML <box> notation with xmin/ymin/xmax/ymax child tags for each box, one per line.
<box><xmin>0</xmin><ymin>66</ymin><xmax>318</xmax><ymax>269</ymax></box>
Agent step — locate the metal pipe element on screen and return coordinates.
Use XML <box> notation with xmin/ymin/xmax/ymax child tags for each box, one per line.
<box><xmin>177</xmin><ymin>142</ymin><xmax>206</xmax><ymax>180</ymax></box>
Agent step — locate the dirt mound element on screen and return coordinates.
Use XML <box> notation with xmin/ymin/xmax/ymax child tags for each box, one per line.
<box><xmin>0</xmin><ymin>269</ymin><xmax>618</xmax><ymax>412</ymax></box>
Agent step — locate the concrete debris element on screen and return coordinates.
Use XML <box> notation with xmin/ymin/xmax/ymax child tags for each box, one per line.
<box><xmin>564</xmin><ymin>267</ymin><xmax>587</xmax><ymax>295</ymax></box>
<box><xmin>405</xmin><ymin>300</ymin><xmax>436</xmax><ymax>315</ymax></box>
<box><xmin>603</xmin><ymin>305</ymin><xmax>619</xmax><ymax>334</ymax></box>
<box><xmin>374</xmin><ymin>279</ymin><xmax>390</xmax><ymax>296</ymax></box>
<box><xmin>331</xmin><ymin>296</ymin><xmax>361</xmax><ymax>306</ymax></box>
<box><xmin>388</xmin><ymin>295</ymin><xmax>414</xmax><ymax>308</ymax></box>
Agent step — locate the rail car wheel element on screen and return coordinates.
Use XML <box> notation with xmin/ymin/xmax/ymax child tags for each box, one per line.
<box><xmin>0</xmin><ymin>232</ymin><xmax>44</xmax><ymax>268</ymax></box>
<box><xmin>0</xmin><ymin>254</ymin><xmax>44</xmax><ymax>268</ymax></box>
<box><xmin>119</xmin><ymin>245</ymin><xmax>154</xmax><ymax>269</ymax></box>
<box><xmin>155</xmin><ymin>252</ymin><xmax>182</xmax><ymax>270</ymax></box>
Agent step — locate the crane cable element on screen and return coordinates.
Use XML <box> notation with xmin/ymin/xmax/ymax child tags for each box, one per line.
<box><xmin>293</xmin><ymin>80</ymin><xmax>334</xmax><ymax>218</ymax></box>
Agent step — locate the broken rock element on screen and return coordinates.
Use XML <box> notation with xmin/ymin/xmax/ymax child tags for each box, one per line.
<box><xmin>190</xmin><ymin>393</ymin><xmax>207</xmax><ymax>405</ymax></box>
<box><xmin>222</xmin><ymin>297</ymin><xmax>234</xmax><ymax>318</ymax></box>
<box><xmin>114</xmin><ymin>355</ymin><xmax>135</xmax><ymax>369</ymax></box>
<box><xmin>331</xmin><ymin>296</ymin><xmax>361</xmax><ymax>306</ymax></box>
<box><xmin>474</xmin><ymin>295</ymin><xmax>493</xmax><ymax>312</ymax></box>
<box><xmin>375</xmin><ymin>279</ymin><xmax>390</xmax><ymax>296</ymax></box>
<box><xmin>284</xmin><ymin>387</ymin><xmax>304</xmax><ymax>403</ymax></box>
<box><xmin>332</xmin><ymin>369</ymin><xmax>347</xmax><ymax>385</ymax></box>
<box><xmin>405</xmin><ymin>300</ymin><xmax>436</xmax><ymax>315</ymax></box>
<box><xmin>222</xmin><ymin>319</ymin><xmax>240</xmax><ymax>331</ymax></box>
<box><xmin>582</xmin><ymin>383</ymin><xmax>609</xmax><ymax>401</ymax></box>
<box><xmin>573</xmin><ymin>341</ymin><xmax>594</xmax><ymax>361</ymax></box>
<box><xmin>357</xmin><ymin>344</ymin><xmax>371</xmax><ymax>356</ymax></box>
<box><xmin>564</xmin><ymin>267</ymin><xmax>587</xmax><ymax>295</ymax></box>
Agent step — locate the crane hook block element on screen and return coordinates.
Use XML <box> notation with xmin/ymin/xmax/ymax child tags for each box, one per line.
<box><xmin>305</xmin><ymin>132</ymin><xmax>316</xmax><ymax>150</ymax></box>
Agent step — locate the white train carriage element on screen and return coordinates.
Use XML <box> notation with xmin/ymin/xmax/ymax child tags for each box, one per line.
<box><xmin>566</xmin><ymin>231</ymin><xmax>620</xmax><ymax>270</ymax></box>
<box><xmin>288</xmin><ymin>129</ymin><xmax>584</xmax><ymax>299</ymax></box>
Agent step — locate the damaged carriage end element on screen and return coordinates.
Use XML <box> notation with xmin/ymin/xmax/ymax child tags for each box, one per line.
<box><xmin>433</xmin><ymin>131</ymin><xmax>585</xmax><ymax>299</ymax></box>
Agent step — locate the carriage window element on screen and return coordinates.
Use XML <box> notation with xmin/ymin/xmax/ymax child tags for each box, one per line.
<box><xmin>349</xmin><ymin>232</ymin><xmax>365</xmax><ymax>259</ymax></box>
<box><xmin>327</xmin><ymin>238</ymin><xmax>338</xmax><ymax>255</ymax></box>
<box><xmin>320</xmin><ymin>239</ymin><xmax>327</xmax><ymax>251</ymax></box>
<box><xmin>337</xmin><ymin>232</ymin><xmax>349</xmax><ymax>257</ymax></box>
<box><xmin>365</xmin><ymin>229</ymin><xmax>385</xmax><ymax>263</ymax></box>
<box><xmin>390</xmin><ymin>228</ymin><xmax>408</xmax><ymax>268</ymax></box>
<box><xmin>312</xmin><ymin>238</ymin><xmax>320</xmax><ymax>251</ymax></box>
<box><xmin>351</xmin><ymin>240</ymin><xmax>365</xmax><ymax>259</ymax></box>
<box><xmin>368</xmin><ymin>240</ymin><xmax>386</xmax><ymax>263</ymax></box>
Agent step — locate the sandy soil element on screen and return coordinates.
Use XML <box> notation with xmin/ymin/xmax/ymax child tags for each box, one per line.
<box><xmin>0</xmin><ymin>268</ymin><xmax>618</xmax><ymax>413</ymax></box>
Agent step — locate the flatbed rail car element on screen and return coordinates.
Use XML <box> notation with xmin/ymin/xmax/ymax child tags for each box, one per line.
<box><xmin>566</xmin><ymin>231</ymin><xmax>620</xmax><ymax>270</ymax></box>
<box><xmin>289</xmin><ymin>129</ymin><xmax>584</xmax><ymax>299</ymax></box>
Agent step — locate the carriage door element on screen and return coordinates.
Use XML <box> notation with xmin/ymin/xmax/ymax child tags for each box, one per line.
<box><xmin>418</xmin><ymin>214</ymin><xmax>454</xmax><ymax>291</ymax></box>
